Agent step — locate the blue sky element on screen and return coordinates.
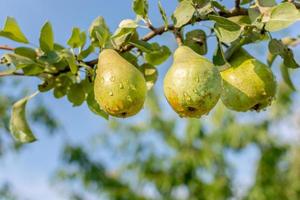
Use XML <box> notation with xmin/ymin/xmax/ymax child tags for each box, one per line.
<box><xmin>0</xmin><ymin>0</ymin><xmax>300</xmax><ymax>199</ymax></box>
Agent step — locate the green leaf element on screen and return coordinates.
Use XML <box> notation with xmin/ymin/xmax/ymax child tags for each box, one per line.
<box><xmin>111</xmin><ymin>28</ymin><xmax>137</xmax><ymax>49</ymax></box>
<box><xmin>67</xmin><ymin>27</ymin><xmax>86</xmax><ymax>48</ymax></box>
<box><xmin>209</xmin><ymin>15</ymin><xmax>242</xmax><ymax>43</ymax></box>
<box><xmin>184</xmin><ymin>30</ymin><xmax>207</xmax><ymax>55</ymax></box>
<box><xmin>86</xmin><ymin>91</ymin><xmax>109</xmax><ymax>120</ymax></box>
<box><xmin>257</xmin><ymin>0</ymin><xmax>276</xmax><ymax>7</ymax></box>
<box><xmin>158</xmin><ymin>1</ymin><xmax>169</xmax><ymax>29</ymax></box>
<box><xmin>14</xmin><ymin>47</ymin><xmax>37</xmax><ymax>60</ymax></box>
<box><xmin>268</xmin><ymin>39</ymin><xmax>285</xmax><ymax>55</ymax></box>
<box><xmin>267</xmin><ymin>52</ymin><xmax>277</xmax><ymax>66</ymax></box>
<box><xmin>173</xmin><ymin>0</ymin><xmax>195</xmax><ymax>28</ymax></box>
<box><xmin>129</xmin><ymin>40</ymin><xmax>153</xmax><ymax>53</ymax></box>
<box><xmin>265</xmin><ymin>2</ymin><xmax>300</xmax><ymax>32</ymax></box>
<box><xmin>4</xmin><ymin>54</ymin><xmax>35</xmax><ymax>69</ymax></box>
<box><xmin>139</xmin><ymin>63</ymin><xmax>158</xmax><ymax>90</ymax></box>
<box><xmin>53</xmin><ymin>75</ymin><xmax>72</xmax><ymax>98</ymax></box>
<box><xmin>120</xmin><ymin>52</ymin><xmax>139</xmax><ymax>67</ymax></box>
<box><xmin>38</xmin><ymin>51</ymin><xmax>61</xmax><ymax>64</ymax></box>
<box><xmin>22</xmin><ymin>64</ymin><xmax>44</xmax><ymax>75</ymax></box>
<box><xmin>145</xmin><ymin>43</ymin><xmax>171</xmax><ymax>65</ymax></box>
<box><xmin>0</xmin><ymin>17</ymin><xmax>29</xmax><ymax>43</ymax></box>
<box><xmin>268</xmin><ymin>39</ymin><xmax>299</xmax><ymax>68</ymax></box>
<box><xmin>213</xmin><ymin>41</ymin><xmax>227</xmax><ymax>66</ymax></box>
<box><xmin>9</xmin><ymin>92</ymin><xmax>38</xmax><ymax>143</ymax></box>
<box><xmin>132</xmin><ymin>0</ymin><xmax>148</xmax><ymax>19</ymax></box>
<box><xmin>39</xmin><ymin>22</ymin><xmax>54</xmax><ymax>52</ymax></box>
<box><xmin>89</xmin><ymin>16</ymin><xmax>111</xmax><ymax>48</ymax></box>
<box><xmin>119</xmin><ymin>19</ymin><xmax>138</xmax><ymax>28</ymax></box>
<box><xmin>280</xmin><ymin>63</ymin><xmax>296</xmax><ymax>91</ymax></box>
<box><xmin>67</xmin><ymin>82</ymin><xmax>86</xmax><ymax>106</ymax></box>
<box><xmin>78</xmin><ymin>45</ymin><xmax>95</xmax><ymax>60</ymax></box>
<box><xmin>38</xmin><ymin>77</ymin><xmax>55</xmax><ymax>92</ymax></box>
<box><xmin>60</xmin><ymin>50</ymin><xmax>78</xmax><ymax>74</ymax></box>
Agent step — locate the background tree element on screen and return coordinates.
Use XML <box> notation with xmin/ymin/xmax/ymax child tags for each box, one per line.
<box><xmin>1</xmin><ymin>0</ymin><xmax>300</xmax><ymax>199</ymax></box>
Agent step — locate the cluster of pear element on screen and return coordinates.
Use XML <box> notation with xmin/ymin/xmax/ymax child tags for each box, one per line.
<box><xmin>94</xmin><ymin>46</ymin><xmax>277</xmax><ymax>118</ymax></box>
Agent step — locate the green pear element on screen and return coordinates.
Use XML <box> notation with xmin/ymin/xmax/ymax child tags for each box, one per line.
<box><xmin>164</xmin><ymin>46</ymin><xmax>222</xmax><ymax>118</ymax></box>
<box><xmin>221</xmin><ymin>48</ymin><xmax>277</xmax><ymax>112</ymax></box>
<box><xmin>94</xmin><ymin>49</ymin><xmax>147</xmax><ymax>118</ymax></box>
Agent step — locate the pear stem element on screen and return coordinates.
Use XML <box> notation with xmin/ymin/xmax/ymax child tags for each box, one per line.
<box><xmin>174</xmin><ymin>29</ymin><xmax>183</xmax><ymax>46</ymax></box>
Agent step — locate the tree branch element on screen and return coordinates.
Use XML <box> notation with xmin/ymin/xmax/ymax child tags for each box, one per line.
<box><xmin>85</xmin><ymin>8</ymin><xmax>249</xmax><ymax>67</ymax></box>
<box><xmin>0</xmin><ymin>71</ymin><xmax>24</xmax><ymax>77</ymax></box>
<box><xmin>235</xmin><ymin>0</ymin><xmax>241</xmax><ymax>9</ymax></box>
<box><xmin>0</xmin><ymin>45</ymin><xmax>15</xmax><ymax>51</ymax></box>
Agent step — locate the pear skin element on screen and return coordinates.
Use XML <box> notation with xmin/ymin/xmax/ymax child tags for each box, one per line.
<box><xmin>94</xmin><ymin>49</ymin><xmax>147</xmax><ymax>118</ymax></box>
<box><xmin>221</xmin><ymin>49</ymin><xmax>277</xmax><ymax>112</ymax></box>
<box><xmin>164</xmin><ymin>46</ymin><xmax>222</xmax><ymax>118</ymax></box>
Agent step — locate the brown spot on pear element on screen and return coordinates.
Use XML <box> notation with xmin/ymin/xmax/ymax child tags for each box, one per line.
<box><xmin>220</xmin><ymin>48</ymin><xmax>277</xmax><ymax>112</ymax></box>
<box><xmin>163</xmin><ymin>46</ymin><xmax>222</xmax><ymax>118</ymax></box>
<box><xmin>94</xmin><ymin>49</ymin><xmax>147</xmax><ymax>118</ymax></box>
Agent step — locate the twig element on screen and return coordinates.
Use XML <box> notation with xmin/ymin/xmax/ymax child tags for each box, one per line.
<box><xmin>0</xmin><ymin>45</ymin><xmax>15</xmax><ymax>51</ymax></box>
<box><xmin>0</xmin><ymin>71</ymin><xmax>24</xmax><ymax>77</ymax></box>
<box><xmin>85</xmin><ymin>8</ymin><xmax>249</xmax><ymax>67</ymax></box>
<box><xmin>235</xmin><ymin>0</ymin><xmax>241</xmax><ymax>9</ymax></box>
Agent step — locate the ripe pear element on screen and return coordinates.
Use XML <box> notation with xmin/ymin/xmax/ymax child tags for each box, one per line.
<box><xmin>164</xmin><ymin>46</ymin><xmax>222</xmax><ymax>118</ymax></box>
<box><xmin>94</xmin><ymin>49</ymin><xmax>147</xmax><ymax>118</ymax></box>
<box><xmin>221</xmin><ymin>48</ymin><xmax>277</xmax><ymax>112</ymax></box>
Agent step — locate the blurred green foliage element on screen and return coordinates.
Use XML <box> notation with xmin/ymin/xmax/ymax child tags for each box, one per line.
<box><xmin>50</xmin><ymin>82</ymin><xmax>300</xmax><ymax>200</ymax></box>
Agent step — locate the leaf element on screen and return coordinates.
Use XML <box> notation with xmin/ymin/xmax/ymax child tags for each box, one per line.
<box><xmin>111</xmin><ymin>28</ymin><xmax>137</xmax><ymax>49</ymax></box>
<box><xmin>89</xmin><ymin>16</ymin><xmax>111</xmax><ymax>48</ymax></box>
<box><xmin>139</xmin><ymin>63</ymin><xmax>158</xmax><ymax>90</ymax></box>
<box><xmin>39</xmin><ymin>22</ymin><xmax>54</xmax><ymax>52</ymax></box>
<box><xmin>120</xmin><ymin>52</ymin><xmax>139</xmax><ymax>67</ymax></box>
<box><xmin>145</xmin><ymin>43</ymin><xmax>171</xmax><ymax>65</ymax></box>
<box><xmin>53</xmin><ymin>75</ymin><xmax>72</xmax><ymax>98</ymax></box>
<box><xmin>67</xmin><ymin>82</ymin><xmax>86</xmax><ymax>106</ymax></box>
<box><xmin>158</xmin><ymin>1</ymin><xmax>169</xmax><ymax>29</ymax></box>
<box><xmin>38</xmin><ymin>51</ymin><xmax>61</xmax><ymax>64</ymax></box>
<box><xmin>268</xmin><ymin>39</ymin><xmax>299</xmax><ymax>68</ymax></box>
<box><xmin>86</xmin><ymin>91</ymin><xmax>109</xmax><ymax>120</ymax></box>
<box><xmin>209</xmin><ymin>15</ymin><xmax>242</xmax><ymax>43</ymax></box>
<box><xmin>213</xmin><ymin>41</ymin><xmax>227</xmax><ymax>66</ymax></box>
<box><xmin>268</xmin><ymin>39</ymin><xmax>285</xmax><ymax>55</ymax></box>
<box><xmin>280</xmin><ymin>63</ymin><xmax>296</xmax><ymax>91</ymax></box>
<box><xmin>78</xmin><ymin>45</ymin><xmax>95</xmax><ymax>60</ymax></box>
<box><xmin>119</xmin><ymin>19</ymin><xmax>138</xmax><ymax>28</ymax></box>
<box><xmin>267</xmin><ymin>52</ymin><xmax>277</xmax><ymax>66</ymax></box>
<box><xmin>4</xmin><ymin>54</ymin><xmax>35</xmax><ymax>69</ymax></box>
<box><xmin>22</xmin><ymin>64</ymin><xmax>44</xmax><ymax>75</ymax></box>
<box><xmin>9</xmin><ymin>92</ymin><xmax>38</xmax><ymax>143</ymax></box>
<box><xmin>265</xmin><ymin>2</ymin><xmax>300</xmax><ymax>32</ymax></box>
<box><xmin>0</xmin><ymin>17</ymin><xmax>29</xmax><ymax>43</ymax></box>
<box><xmin>129</xmin><ymin>40</ymin><xmax>153</xmax><ymax>53</ymax></box>
<box><xmin>60</xmin><ymin>50</ymin><xmax>78</xmax><ymax>74</ymax></box>
<box><xmin>67</xmin><ymin>27</ymin><xmax>86</xmax><ymax>48</ymax></box>
<box><xmin>257</xmin><ymin>0</ymin><xmax>276</xmax><ymax>7</ymax></box>
<box><xmin>173</xmin><ymin>0</ymin><xmax>195</xmax><ymax>28</ymax></box>
<box><xmin>184</xmin><ymin>30</ymin><xmax>207</xmax><ymax>55</ymax></box>
<box><xmin>132</xmin><ymin>0</ymin><xmax>148</xmax><ymax>19</ymax></box>
<box><xmin>14</xmin><ymin>47</ymin><xmax>37</xmax><ymax>60</ymax></box>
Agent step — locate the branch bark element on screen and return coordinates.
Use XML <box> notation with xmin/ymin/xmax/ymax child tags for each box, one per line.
<box><xmin>85</xmin><ymin>8</ymin><xmax>249</xmax><ymax>67</ymax></box>
<box><xmin>0</xmin><ymin>71</ymin><xmax>24</xmax><ymax>77</ymax></box>
<box><xmin>0</xmin><ymin>45</ymin><xmax>15</xmax><ymax>51</ymax></box>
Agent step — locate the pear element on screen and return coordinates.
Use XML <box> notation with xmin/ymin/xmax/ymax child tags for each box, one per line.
<box><xmin>94</xmin><ymin>49</ymin><xmax>147</xmax><ymax>118</ymax></box>
<box><xmin>221</xmin><ymin>48</ymin><xmax>277</xmax><ymax>112</ymax></box>
<box><xmin>164</xmin><ymin>46</ymin><xmax>222</xmax><ymax>118</ymax></box>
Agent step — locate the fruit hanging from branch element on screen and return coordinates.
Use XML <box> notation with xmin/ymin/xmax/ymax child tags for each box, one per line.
<box><xmin>94</xmin><ymin>49</ymin><xmax>147</xmax><ymax>118</ymax></box>
<box><xmin>164</xmin><ymin>46</ymin><xmax>222</xmax><ymax>118</ymax></box>
<box><xmin>221</xmin><ymin>48</ymin><xmax>277</xmax><ymax>112</ymax></box>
